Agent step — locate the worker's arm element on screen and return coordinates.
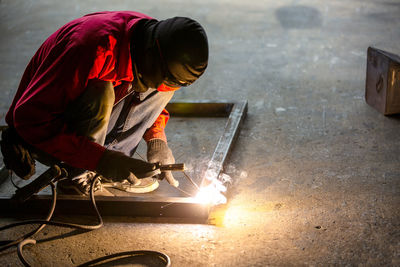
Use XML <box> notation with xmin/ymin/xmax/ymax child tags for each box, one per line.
<box><xmin>11</xmin><ymin>34</ymin><xmax>118</xmax><ymax>171</ymax></box>
<box><xmin>144</xmin><ymin>106</ymin><xmax>179</xmax><ymax>187</ymax></box>
<box><xmin>143</xmin><ymin>108</ymin><xmax>170</xmax><ymax>142</ymax></box>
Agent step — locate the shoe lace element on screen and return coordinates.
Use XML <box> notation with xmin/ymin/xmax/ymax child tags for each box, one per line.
<box><xmin>72</xmin><ymin>172</ymin><xmax>101</xmax><ymax>193</ymax></box>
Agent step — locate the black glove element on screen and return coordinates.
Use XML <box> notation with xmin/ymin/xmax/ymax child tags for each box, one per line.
<box><xmin>96</xmin><ymin>149</ymin><xmax>159</xmax><ymax>183</ymax></box>
<box><xmin>1</xmin><ymin>127</ymin><xmax>35</xmax><ymax>180</ymax></box>
<box><xmin>147</xmin><ymin>139</ymin><xmax>179</xmax><ymax>187</ymax></box>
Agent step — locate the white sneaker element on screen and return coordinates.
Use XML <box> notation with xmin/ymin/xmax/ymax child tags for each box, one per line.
<box><xmin>102</xmin><ymin>178</ymin><xmax>159</xmax><ymax>194</ymax></box>
<box><xmin>57</xmin><ymin>171</ymin><xmax>113</xmax><ymax>196</ymax></box>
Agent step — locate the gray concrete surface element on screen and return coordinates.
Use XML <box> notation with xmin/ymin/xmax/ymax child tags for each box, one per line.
<box><xmin>0</xmin><ymin>0</ymin><xmax>399</xmax><ymax>266</ymax></box>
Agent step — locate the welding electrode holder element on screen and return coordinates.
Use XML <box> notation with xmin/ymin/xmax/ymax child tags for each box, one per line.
<box><xmin>130</xmin><ymin>163</ymin><xmax>185</xmax><ymax>179</ymax></box>
<box><xmin>156</xmin><ymin>163</ymin><xmax>185</xmax><ymax>172</ymax></box>
<box><xmin>152</xmin><ymin>163</ymin><xmax>185</xmax><ymax>180</ymax></box>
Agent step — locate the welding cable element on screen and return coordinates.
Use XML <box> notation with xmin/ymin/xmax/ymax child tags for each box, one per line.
<box><xmin>0</xmin><ymin>182</ymin><xmax>57</xmax><ymax>253</ymax></box>
<box><xmin>17</xmin><ymin>239</ymin><xmax>36</xmax><ymax>267</ymax></box>
<box><xmin>15</xmin><ymin>177</ymin><xmax>172</xmax><ymax>267</ymax></box>
<box><xmin>9</xmin><ymin>172</ymin><xmax>21</xmax><ymax>189</ymax></box>
<box><xmin>0</xmin><ymin>175</ymin><xmax>103</xmax><ymax>255</ymax></box>
<box><xmin>8</xmin><ymin>176</ymin><xmax>103</xmax><ymax>267</ymax></box>
<box><xmin>0</xmin><ymin>176</ymin><xmax>103</xmax><ymax>232</ymax></box>
<box><xmin>76</xmin><ymin>250</ymin><xmax>171</xmax><ymax>267</ymax></box>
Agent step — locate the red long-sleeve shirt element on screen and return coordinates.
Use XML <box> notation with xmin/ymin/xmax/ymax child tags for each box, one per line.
<box><xmin>6</xmin><ymin>11</ymin><xmax>176</xmax><ymax>171</ymax></box>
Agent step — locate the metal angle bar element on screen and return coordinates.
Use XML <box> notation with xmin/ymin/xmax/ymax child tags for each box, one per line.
<box><xmin>0</xmin><ymin>195</ymin><xmax>209</xmax><ymax>219</ymax></box>
<box><xmin>202</xmin><ymin>101</ymin><xmax>248</xmax><ymax>187</ymax></box>
<box><xmin>166</xmin><ymin>101</ymin><xmax>233</xmax><ymax>117</ymax></box>
<box><xmin>0</xmin><ymin>100</ymin><xmax>248</xmax><ymax>219</ymax></box>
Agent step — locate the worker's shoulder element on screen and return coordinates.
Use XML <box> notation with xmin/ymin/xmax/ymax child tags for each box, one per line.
<box><xmin>66</xmin><ymin>11</ymin><xmax>151</xmax><ymax>45</ymax></box>
<box><xmin>83</xmin><ymin>10</ymin><xmax>153</xmax><ymax>21</ymax></box>
<box><xmin>80</xmin><ymin>10</ymin><xmax>153</xmax><ymax>33</ymax></box>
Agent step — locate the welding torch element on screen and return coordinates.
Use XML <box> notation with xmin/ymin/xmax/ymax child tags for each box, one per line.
<box><xmin>102</xmin><ymin>163</ymin><xmax>185</xmax><ymax>189</ymax></box>
<box><xmin>154</xmin><ymin>162</ymin><xmax>201</xmax><ymax>195</ymax></box>
<box><xmin>102</xmin><ymin>162</ymin><xmax>200</xmax><ymax>197</ymax></box>
<box><xmin>137</xmin><ymin>162</ymin><xmax>185</xmax><ymax>182</ymax></box>
<box><xmin>154</xmin><ymin>163</ymin><xmax>185</xmax><ymax>173</ymax></box>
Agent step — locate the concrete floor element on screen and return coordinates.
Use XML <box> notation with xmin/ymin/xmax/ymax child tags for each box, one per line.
<box><xmin>0</xmin><ymin>0</ymin><xmax>399</xmax><ymax>266</ymax></box>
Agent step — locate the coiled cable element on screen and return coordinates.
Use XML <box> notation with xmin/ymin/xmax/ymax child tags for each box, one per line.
<box><xmin>0</xmin><ymin>174</ymin><xmax>170</xmax><ymax>267</ymax></box>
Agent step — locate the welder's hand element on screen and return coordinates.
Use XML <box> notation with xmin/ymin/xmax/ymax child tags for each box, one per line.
<box><xmin>147</xmin><ymin>139</ymin><xmax>179</xmax><ymax>187</ymax></box>
<box><xmin>96</xmin><ymin>149</ymin><xmax>159</xmax><ymax>184</ymax></box>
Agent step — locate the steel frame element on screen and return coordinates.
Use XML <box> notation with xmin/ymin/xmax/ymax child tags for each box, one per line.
<box><xmin>0</xmin><ymin>100</ymin><xmax>248</xmax><ymax>220</ymax></box>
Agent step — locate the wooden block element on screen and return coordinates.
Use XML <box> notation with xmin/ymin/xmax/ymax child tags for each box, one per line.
<box><xmin>365</xmin><ymin>47</ymin><xmax>400</xmax><ymax>115</ymax></box>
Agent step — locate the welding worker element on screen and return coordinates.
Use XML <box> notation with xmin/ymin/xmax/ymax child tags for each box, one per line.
<box><xmin>0</xmin><ymin>11</ymin><xmax>208</xmax><ymax>195</ymax></box>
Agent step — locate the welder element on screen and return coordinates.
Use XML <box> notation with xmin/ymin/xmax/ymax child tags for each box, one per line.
<box><xmin>0</xmin><ymin>11</ymin><xmax>208</xmax><ymax>195</ymax></box>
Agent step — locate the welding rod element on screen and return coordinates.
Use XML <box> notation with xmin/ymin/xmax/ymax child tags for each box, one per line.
<box><xmin>182</xmin><ymin>171</ymin><xmax>200</xmax><ymax>191</ymax></box>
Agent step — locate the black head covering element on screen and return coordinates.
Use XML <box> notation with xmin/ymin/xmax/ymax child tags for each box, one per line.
<box><xmin>154</xmin><ymin>17</ymin><xmax>209</xmax><ymax>87</ymax></box>
<box><xmin>131</xmin><ymin>17</ymin><xmax>208</xmax><ymax>91</ymax></box>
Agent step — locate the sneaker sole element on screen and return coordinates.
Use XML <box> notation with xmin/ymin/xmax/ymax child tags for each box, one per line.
<box><xmin>122</xmin><ymin>179</ymin><xmax>159</xmax><ymax>194</ymax></box>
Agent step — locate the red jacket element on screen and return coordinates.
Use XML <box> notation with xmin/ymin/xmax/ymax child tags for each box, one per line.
<box><xmin>6</xmin><ymin>11</ymin><xmax>176</xmax><ymax>171</ymax></box>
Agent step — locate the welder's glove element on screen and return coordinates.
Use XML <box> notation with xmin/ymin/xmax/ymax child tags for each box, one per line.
<box><xmin>147</xmin><ymin>139</ymin><xmax>179</xmax><ymax>187</ymax></box>
<box><xmin>96</xmin><ymin>149</ymin><xmax>159</xmax><ymax>184</ymax></box>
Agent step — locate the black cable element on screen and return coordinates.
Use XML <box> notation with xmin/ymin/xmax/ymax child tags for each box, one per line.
<box><xmin>0</xmin><ymin>176</ymin><xmax>103</xmax><ymax>233</ymax></box>
<box><xmin>14</xmin><ymin>176</ymin><xmax>102</xmax><ymax>266</ymax></box>
<box><xmin>0</xmin><ymin>176</ymin><xmax>101</xmax><ymax>251</ymax></box>
<box><xmin>17</xmin><ymin>239</ymin><xmax>36</xmax><ymax>267</ymax></box>
<box><xmin>10</xmin><ymin>172</ymin><xmax>21</xmax><ymax>190</ymax></box>
<box><xmin>1</xmin><ymin>174</ymin><xmax>171</xmax><ymax>267</ymax></box>
<box><xmin>0</xmin><ymin>182</ymin><xmax>57</xmax><ymax>252</ymax></box>
<box><xmin>77</xmin><ymin>250</ymin><xmax>171</xmax><ymax>267</ymax></box>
